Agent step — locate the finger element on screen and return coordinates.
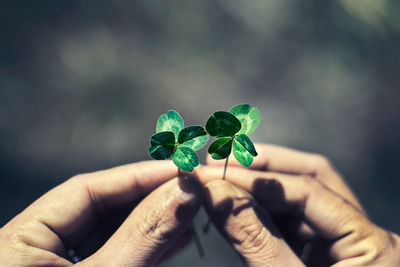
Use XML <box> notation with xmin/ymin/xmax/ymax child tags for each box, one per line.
<box><xmin>207</xmin><ymin>143</ymin><xmax>325</xmax><ymax>173</ymax></box>
<box><xmin>197</xmin><ymin>166</ymin><xmax>311</xmax><ymax>213</ymax></box>
<box><xmin>66</xmin><ymin>213</ymin><xmax>193</xmax><ymax>261</ymax></box>
<box><xmin>80</xmin><ymin>175</ymin><xmax>203</xmax><ymax>267</ymax></box>
<box><xmin>5</xmin><ymin>161</ymin><xmax>177</xmax><ymax>253</ymax></box>
<box><xmin>204</xmin><ymin>180</ymin><xmax>304</xmax><ymax>267</ymax></box>
<box><xmin>206</xmin><ymin>144</ymin><xmax>363</xmax><ymax>211</ymax></box>
<box><xmin>197</xmin><ymin>166</ymin><xmax>376</xmax><ymax>260</ymax></box>
<box><xmin>198</xmin><ymin>165</ymin><xmax>315</xmax><ymax>243</ymax></box>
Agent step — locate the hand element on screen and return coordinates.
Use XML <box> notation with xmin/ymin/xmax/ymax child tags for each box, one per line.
<box><xmin>196</xmin><ymin>144</ymin><xmax>400</xmax><ymax>266</ymax></box>
<box><xmin>0</xmin><ymin>161</ymin><xmax>203</xmax><ymax>266</ymax></box>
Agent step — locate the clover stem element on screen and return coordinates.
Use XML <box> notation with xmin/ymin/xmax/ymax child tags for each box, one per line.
<box><xmin>191</xmin><ymin>223</ymin><xmax>205</xmax><ymax>257</ymax></box>
<box><xmin>204</xmin><ymin>156</ymin><xmax>229</xmax><ymax>234</ymax></box>
<box><xmin>177</xmin><ymin>167</ymin><xmax>204</xmax><ymax>257</ymax></box>
<box><xmin>203</xmin><ymin>216</ymin><xmax>211</xmax><ymax>234</ymax></box>
<box><xmin>222</xmin><ymin>155</ymin><xmax>229</xmax><ymax>180</ymax></box>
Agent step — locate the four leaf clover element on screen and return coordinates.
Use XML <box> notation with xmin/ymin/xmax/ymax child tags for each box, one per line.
<box><xmin>148</xmin><ymin>110</ymin><xmax>209</xmax><ymax>172</ymax></box>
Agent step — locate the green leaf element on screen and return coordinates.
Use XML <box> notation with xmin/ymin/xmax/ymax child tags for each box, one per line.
<box><xmin>172</xmin><ymin>146</ymin><xmax>199</xmax><ymax>172</ymax></box>
<box><xmin>230</xmin><ymin>104</ymin><xmax>260</xmax><ymax>135</ymax></box>
<box><xmin>181</xmin><ymin>134</ymin><xmax>209</xmax><ymax>151</ymax></box>
<box><xmin>156</xmin><ymin>110</ymin><xmax>184</xmax><ymax>141</ymax></box>
<box><xmin>232</xmin><ymin>134</ymin><xmax>258</xmax><ymax>167</ymax></box>
<box><xmin>178</xmin><ymin>126</ymin><xmax>207</xmax><ymax>143</ymax></box>
<box><xmin>208</xmin><ymin>137</ymin><xmax>233</xmax><ymax>160</ymax></box>
<box><xmin>148</xmin><ymin>131</ymin><xmax>176</xmax><ymax>160</ymax></box>
<box><xmin>178</xmin><ymin>126</ymin><xmax>209</xmax><ymax>151</ymax></box>
<box><xmin>206</xmin><ymin>111</ymin><xmax>241</xmax><ymax>138</ymax></box>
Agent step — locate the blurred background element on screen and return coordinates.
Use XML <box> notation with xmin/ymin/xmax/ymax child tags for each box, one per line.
<box><xmin>1</xmin><ymin>0</ymin><xmax>400</xmax><ymax>266</ymax></box>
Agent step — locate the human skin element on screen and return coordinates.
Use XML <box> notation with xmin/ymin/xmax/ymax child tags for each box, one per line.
<box><xmin>196</xmin><ymin>144</ymin><xmax>400</xmax><ymax>266</ymax></box>
<box><xmin>0</xmin><ymin>161</ymin><xmax>203</xmax><ymax>266</ymax></box>
<box><xmin>1</xmin><ymin>145</ymin><xmax>399</xmax><ymax>267</ymax></box>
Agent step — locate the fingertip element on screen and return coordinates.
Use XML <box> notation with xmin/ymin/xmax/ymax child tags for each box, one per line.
<box><xmin>139</xmin><ymin>160</ymin><xmax>177</xmax><ymax>172</ymax></box>
<box><xmin>205</xmin><ymin>180</ymin><xmax>247</xmax><ymax>200</ymax></box>
<box><xmin>204</xmin><ymin>180</ymin><xmax>252</xmax><ymax>219</ymax></box>
<box><xmin>176</xmin><ymin>173</ymin><xmax>204</xmax><ymax>212</ymax></box>
<box><xmin>206</xmin><ymin>155</ymin><xmax>238</xmax><ymax>166</ymax></box>
<box><xmin>206</xmin><ymin>154</ymin><xmax>219</xmax><ymax>165</ymax></box>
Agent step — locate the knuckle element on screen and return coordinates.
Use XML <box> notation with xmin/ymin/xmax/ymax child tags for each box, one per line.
<box><xmin>344</xmin><ymin>226</ymin><xmax>395</xmax><ymax>264</ymax></box>
<box><xmin>68</xmin><ymin>173</ymin><xmax>89</xmax><ymax>184</ymax></box>
<box><xmin>360</xmin><ymin>229</ymin><xmax>395</xmax><ymax>263</ymax></box>
<box><xmin>358</xmin><ymin>238</ymin><xmax>384</xmax><ymax>263</ymax></box>
<box><xmin>6</xmin><ymin>219</ymin><xmax>36</xmax><ymax>245</ymax></box>
<box><xmin>138</xmin><ymin>207</ymin><xmax>175</xmax><ymax>245</ymax></box>
<box><xmin>298</xmin><ymin>175</ymin><xmax>317</xmax><ymax>212</ymax></box>
<box><xmin>0</xmin><ymin>226</ymin><xmax>33</xmax><ymax>263</ymax></box>
<box><xmin>234</xmin><ymin>220</ymin><xmax>271</xmax><ymax>256</ymax></box>
<box><xmin>300</xmin><ymin>174</ymin><xmax>316</xmax><ymax>189</ymax></box>
<box><xmin>311</xmin><ymin>154</ymin><xmax>334</xmax><ymax>174</ymax></box>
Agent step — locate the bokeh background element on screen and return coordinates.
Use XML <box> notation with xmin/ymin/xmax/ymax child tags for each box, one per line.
<box><xmin>1</xmin><ymin>0</ymin><xmax>400</xmax><ymax>266</ymax></box>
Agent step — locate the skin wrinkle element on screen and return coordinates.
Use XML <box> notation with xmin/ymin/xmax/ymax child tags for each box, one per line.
<box><xmin>295</xmin><ymin>175</ymin><xmax>314</xmax><ymax>216</ymax></box>
<box><xmin>204</xmin><ymin>180</ymin><xmax>304</xmax><ymax>266</ymax></box>
<box><xmin>141</xmin><ymin>200</ymin><xmax>176</xmax><ymax>245</ymax></box>
<box><xmin>234</xmin><ymin>219</ymin><xmax>269</xmax><ymax>254</ymax></box>
<box><xmin>38</xmin><ymin>219</ymin><xmax>67</xmax><ymax>257</ymax></box>
<box><xmin>85</xmin><ymin>176</ymin><xmax>106</xmax><ymax>219</ymax></box>
<box><xmin>16</xmin><ymin>217</ymin><xmax>67</xmax><ymax>258</ymax></box>
<box><xmin>124</xmin><ymin>186</ymin><xmax>178</xmax><ymax>252</ymax></box>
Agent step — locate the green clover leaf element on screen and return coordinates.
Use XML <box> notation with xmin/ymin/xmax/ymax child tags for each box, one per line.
<box><xmin>179</xmin><ymin>126</ymin><xmax>209</xmax><ymax>151</ymax></box>
<box><xmin>150</xmin><ymin>111</ymin><xmax>208</xmax><ymax>172</ymax></box>
<box><xmin>148</xmin><ymin>131</ymin><xmax>176</xmax><ymax>160</ymax></box>
<box><xmin>156</xmin><ymin>110</ymin><xmax>184</xmax><ymax>142</ymax></box>
<box><xmin>208</xmin><ymin>137</ymin><xmax>233</xmax><ymax>160</ymax></box>
<box><xmin>229</xmin><ymin>104</ymin><xmax>260</xmax><ymax>136</ymax></box>
<box><xmin>232</xmin><ymin>134</ymin><xmax>257</xmax><ymax>167</ymax></box>
<box><xmin>205</xmin><ymin>111</ymin><xmax>241</xmax><ymax>138</ymax></box>
<box><xmin>172</xmin><ymin>146</ymin><xmax>199</xmax><ymax>172</ymax></box>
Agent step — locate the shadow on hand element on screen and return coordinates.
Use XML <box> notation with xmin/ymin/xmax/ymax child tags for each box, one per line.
<box><xmin>251</xmin><ymin>178</ymin><xmax>332</xmax><ymax>266</ymax></box>
<box><xmin>206</xmin><ymin>177</ymin><xmax>332</xmax><ymax>266</ymax></box>
<box><xmin>69</xmin><ymin>175</ymin><xmax>203</xmax><ymax>262</ymax></box>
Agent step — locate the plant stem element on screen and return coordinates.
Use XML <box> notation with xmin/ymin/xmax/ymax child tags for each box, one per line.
<box><xmin>203</xmin><ymin>214</ymin><xmax>211</xmax><ymax>233</ymax></box>
<box><xmin>177</xmin><ymin>167</ymin><xmax>204</xmax><ymax>257</ymax></box>
<box><xmin>222</xmin><ymin>156</ymin><xmax>229</xmax><ymax>180</ymax></box>
<box><xmin>191</xmin><ymin>223</ymin><xmax>204</xmax><ymax>257</ymax></box>
<box><xmin>204</xmin><ymin>156</ymin><xmax>229</xmax><ymax>233</ymax></box>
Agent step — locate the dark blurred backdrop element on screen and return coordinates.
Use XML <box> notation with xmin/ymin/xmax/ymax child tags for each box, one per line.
<box><xmin>1</xmin><ymin>1</ymin><xmax>400</xmax><ymax>266</ymax></box>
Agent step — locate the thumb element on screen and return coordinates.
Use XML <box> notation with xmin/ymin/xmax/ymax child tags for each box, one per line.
<box><xmin>204</xmin><ymin>180</ymin><xmax>304</xmax><ymax>267</ymax></box>
<box><xmin>78</xmin><ymin>174</ymin><xmax>203</xmax><ymax>267</ymax></box>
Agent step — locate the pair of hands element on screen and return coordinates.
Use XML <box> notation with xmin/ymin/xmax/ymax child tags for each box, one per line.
<box><xmin>0</xmin><ymin>144</ymin><xmax>399</xmax><ymax>266</ymax></box>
